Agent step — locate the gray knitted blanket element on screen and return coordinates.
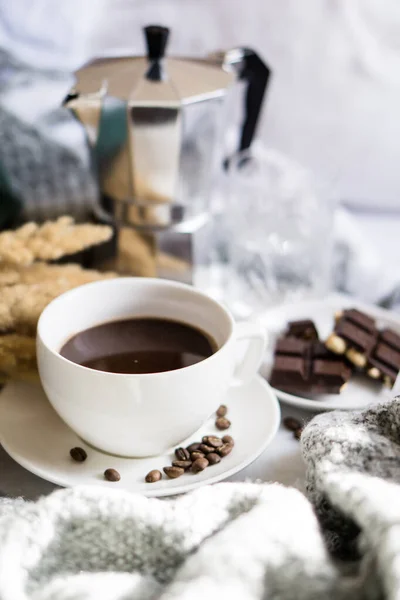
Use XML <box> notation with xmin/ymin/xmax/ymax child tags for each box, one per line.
<box><xmin>1</xmin><ymin>400</ymin><xmax>399</xmax><ymax>599</ymax></box>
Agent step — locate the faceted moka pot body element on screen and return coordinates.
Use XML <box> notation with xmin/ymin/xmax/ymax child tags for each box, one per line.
<box><xmin>66</xmin><ymin>26</ymin><xmax>271</xmax><ymax>283</ymax></box>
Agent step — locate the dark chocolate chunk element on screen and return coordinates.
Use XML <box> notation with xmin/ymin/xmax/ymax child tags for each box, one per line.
<box><xmin>335</xmin><ymin>320</ymin><xmax>377</xmax><ymax>354</ymax></box>
<box><xmin>380</xmin><ymin>329</ymin><xmax>400</xmax><ymax>347</ymax></box>
<box><xmin>312</xmin><ymin>341</ymin><xmax>346</xmax><ymax>360</ymax></box>
<box><xmin>367</xmin><ymin>328</ymin><xmax>400</xmax><ymax>387</ymax></box>
<box><xmin>341</xmin><ymin>309</ymin><xmax>375</xmax><ymax>332</ymax></box>
<box><xmin>270</xmin><ymin>336</ymin><xmax>352</xmax><ymax>395</ymax></box>
<box><xmin>275</xmin><ymin>338</ymin><xmax>309</xmax><ymax>357</ymax></box>
<box><xmin>286</xmin><ymin>320</ymin><xmax>319</xmax><ymax>341</ymax></box>
<box><xmin>326</xmin><ymin>309</ymin><xmax>378</xmax><ymax>361</ymax></box>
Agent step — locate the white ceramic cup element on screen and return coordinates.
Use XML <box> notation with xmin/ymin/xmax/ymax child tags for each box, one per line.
<box><xmin>37</xmin><ymin>278</ymin><xmax>266</xmax><ymax>457</ymax></box>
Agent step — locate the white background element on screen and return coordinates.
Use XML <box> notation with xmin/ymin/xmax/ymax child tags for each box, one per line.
<box><xmin>1</xmin><ymin>0</ymin><xmax>400</xmax><ymax>210</ymax></box>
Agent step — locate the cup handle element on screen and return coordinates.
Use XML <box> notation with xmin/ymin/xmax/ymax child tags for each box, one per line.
<box><xmin>231</xmin><ymin>321</ymin><xmax>267</xmax><ymax>387</ymax></box>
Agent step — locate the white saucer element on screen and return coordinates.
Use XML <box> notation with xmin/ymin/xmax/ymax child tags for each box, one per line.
<box><xmin>260</xmin><ymin>294</ymin><xmax>397</xmax><ymax>411</ymax></box>
<box><xmin>0</xmin><ymin>375</ymin><xmax>280</xmax><ymax>498</ymax></box>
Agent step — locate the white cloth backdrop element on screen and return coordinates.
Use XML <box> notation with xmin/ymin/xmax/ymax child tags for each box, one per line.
<box><xmin>86</xmin><ymin>0</ymin><xmax>400</xmax><ymax>211</ymax></box>
<box><xmin>1</xmin><ymin>0</ymin><xmax>400</xmax><ymax>210</ymax></box>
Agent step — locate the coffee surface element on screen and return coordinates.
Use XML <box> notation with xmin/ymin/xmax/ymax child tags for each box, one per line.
<box><xmin>60</xmin><ymin>318</ymin><xmax>216</xmax><ymax>374</ymax></box>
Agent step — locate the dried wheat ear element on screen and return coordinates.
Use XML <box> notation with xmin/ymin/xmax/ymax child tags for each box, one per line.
<box><xmin>0</xmin><ymin>218</ymin><xmax>118</xmax><ymax>383</ymax></box>
<box><xmin>0</xmin><ymin>216</ymin><xmax>113</xmax><ymax>267</ymax></box>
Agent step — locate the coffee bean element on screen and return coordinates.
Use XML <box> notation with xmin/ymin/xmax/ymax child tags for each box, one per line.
<box><xmin>145</xmin><ymin>470</ymin><xmax>162</xmax><ymax>483</ymax></box>
<box><xmin>204</xmin><ymin>435</ymin><xmax>223</xmax><ymax>448</ymax></box>
<box><xmin>70</xmin><ymin>447</ymin><xmax>87</xmax><ymax>462</ymax></box>
<box><xmin>207</xmin><ymin>452</ymin><xmax>221</xmax><ymax>465</ymax></box>
<box><xmin>222</xmin><ymin>435</ymin><xmax>234</xmax><ymax>446</ymax></box>
<box><xmin>283</xmin><ymin>416</ymin><xmax>302</xmax><ymax>432</ymax></box>
<box><xmin>218</xmin><ymin>444</ymin><xmax>233</xmax><ymax>457</ymax></box>
<box><xmin>104</xmin><ymin>468</ymin><xmax>120</xmax><ymax>482</ymax></box>
<box><xmin>186</xmin><ymin>442</ymin><xmax>201</xmax><ymax>453</ymax></box>
<box><xmin>199</xmin><ymin>444</ymin><xmax>214</xmax><ymax>454</ymax></box>
<box><xmin>172</xmin><ymin>460</ymin><xmax>192</xmax><ymax>470</ymax></box>
<box><xmin>164</xmin><ymin>466</ymin><xmax>184</xmax><ymax>479</ymax></box>
<box><xmin>191</xmin><ymin>457</ymin><xmax>209</xmax><ymax>473</ymax></box>
<box><xmin>175</xmin><ymin>447</ymin><xmax>190</xmax><ymax>461</ymax></box>
<box><xmin>216</xmin><ymin>404</ymin><xmax>227</xmax><ymax>417</ymax></box>
<box><xmin>215</xmin><ymin>417</ymin><xmax>231</xmax><ymax>430</ymax></box>
<box><xmin>294</xmin><ymin>428</ymin><xmax>303</xmax><ymax>440</ymax></box>
<box><xmin>191</xmin><ymin>451</ymin><xmax>205</xmax><ymax>461</ymax></box>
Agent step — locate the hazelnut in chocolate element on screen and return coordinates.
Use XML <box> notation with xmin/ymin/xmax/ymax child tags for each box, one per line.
<box><xmin>325</xmin><ymin>309</ymin><xmax>377</xmax><ymax>368</ymax></box>
<box><xmin>366</xmin><ymin>328</ymin><xmax>400</xmax><ymax>388</ymax></box>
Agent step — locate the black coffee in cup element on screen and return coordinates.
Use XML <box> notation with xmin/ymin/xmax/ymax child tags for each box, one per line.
<box><xmin>60</xmin><ymin>318</ymin><xmax>217</xmax><ymax>374</ymax></box>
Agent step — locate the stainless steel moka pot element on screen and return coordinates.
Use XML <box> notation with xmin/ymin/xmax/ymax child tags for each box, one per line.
<box><xmin>66</xmin><ymin>25</ymin><xmax>271</xmax><ymax>283</ymax></box>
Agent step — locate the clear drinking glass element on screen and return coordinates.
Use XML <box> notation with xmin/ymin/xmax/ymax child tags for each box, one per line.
<box><xmin>224</xmin><ymin>145</ymin><xmax>335</xmax><ymax>319</ymax></box>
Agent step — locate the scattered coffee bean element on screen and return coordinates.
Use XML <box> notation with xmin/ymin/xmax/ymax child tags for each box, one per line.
<box><xmin>204</xmin><ymin>436</ymin><xmax>223</xmax><ymax>448</ymax></box>
<box><xmin>175</xmin><ymin>447</ymin><xmax>190</xmax><ymax>461</ymax></box>
<box><xmin>142</xmin><ymin>419</ymin><xmax>238</xmax><ymax>482</ymax></box>
<box><xmin>69</xmin><ymin>447</ymin><xmax>87</xmax><ymax>462</ymax></box>
<box><xmin>283</xmin><ymin>416</ymin><xmax>302</xmax><ymax>432</ymax></box>
<box><xmin>207</xmin><ymin>452</ymin><xmax>221</xmax><ymax>465</ymax></box>
<box><xmin>145</xmin><ymin>470</ymin><xmax>162</xmax><ymax>483</ymax></box>
<box><xmin>142</xmin><ymin>422</ymin><xmax>237</xmax><ymax>483</ymax></box>
<box><xmin>218</xmin><ymin>443</ymin><xmax>233</xmax><ymax>457</ymax></box>
<box><xmin>216</xmin><ymin>404</ymin><xmax>227</xmax><ymax>417</ymax></box>
<box><xmin>191</xmin><ymin>457</ymin><xmax>209</xmax><ymax>473</ymax></box>
<box><xmin>186</xmin><ymin>442</ymin><xmax>201</xmax><ymax>453</ymax></box>
<box><xmin>104</xmin><ymin>468</ymin><xmax>120</xmax><ymax>482</ymax></box>
<box><xmin>294</xmin><ymin>428</ymin><xmax>303</xmax><ymax>440</ymax></box>
<box><xmin>164</xmin><ymin>466</ymin><xmax>184</xmax><ymax>479</ymax></box>
<box><xmin>199</xmin><ymin>444</ymin><xmax>214</xmax><ymax>454</ymax></box>
<box><xmin>222</xmin><ymin>435</ymin><xmax>234</xmax><ymax>446</ymax></box>
<box><xmin>191</xmin><ymin>451</ymin><xmax>205</xmax><ymax>461</ymax></box>
<box><xmin>215</xmin><ymin>417</ymin><xmax>231</xmax><ymax>431</ymax></box>
<box><xmin>172</xmin><ymin>460</ymin><xmax>192</xmax><ymax>470</ymax></box>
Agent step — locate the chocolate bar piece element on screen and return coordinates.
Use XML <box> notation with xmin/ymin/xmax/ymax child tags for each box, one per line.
<box><xmin>270</xmin><ymin>337</ymin><xmax>352</xmax><ymax>395</ymax></box>
<box><xmin>286</xmin><ymin>319</ymin><xmax>319</xmax><ymax>341</ymax></box>
<box><xmin>367</xmin><ymin>328</ymin><xmax>400</xmax><ymax>387</ymax></box>
<box><xmin>325</xmin><ymin>309</ymin><xmax>378</xmax><ymax>368</ymax></box>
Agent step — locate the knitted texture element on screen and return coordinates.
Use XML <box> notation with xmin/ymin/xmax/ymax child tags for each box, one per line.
<box><xmin>302</xmin><ymin>399</ymin><xmax>400</xmax><ymax>559</ymax></box>
<box><xmin>0</xmin><ymin>49</ymin><xmax>98</xmax><ymax>224</ymax></box>
<box><xmin>1</xmin><ymin>399</ymin><xmax>400</xmax><ymax>599</ymax></box>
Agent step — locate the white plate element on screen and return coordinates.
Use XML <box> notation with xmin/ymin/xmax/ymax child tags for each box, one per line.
<box><xmin>260</xmin><ymin>294</ymin><xmax>398</xmax><ymax>411</ymax></box>
<box><xmin>0</xmin><ymin>375</ymin><xmax>280</xmax><ymax>498</ymax></box>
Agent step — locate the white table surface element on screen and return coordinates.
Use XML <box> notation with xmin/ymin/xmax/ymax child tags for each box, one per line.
<box><xmin>0</xmin><ymin>400</ymin><xmax>311</xmax><ymax>500</ymax></box>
